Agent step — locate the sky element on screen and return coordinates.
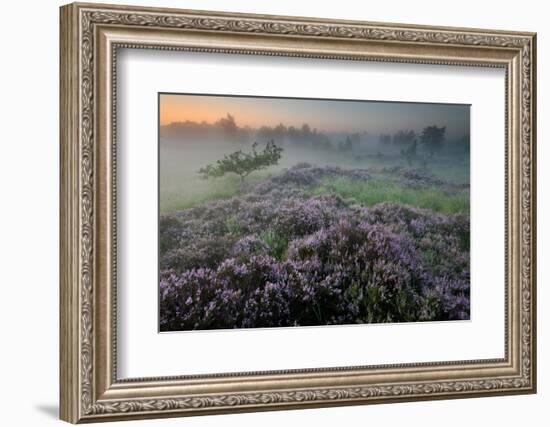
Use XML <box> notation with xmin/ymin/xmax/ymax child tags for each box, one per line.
<box><xmin>160</xmin><ymin>93</ymin><xmax>470</xmax><ymax>138</ymax></box>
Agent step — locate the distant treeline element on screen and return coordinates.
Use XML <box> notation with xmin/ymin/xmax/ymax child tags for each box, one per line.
<box><xmin>161</xmin><ymin>114</ymin><xmax>470</xmax><ymax>156</ymax></box>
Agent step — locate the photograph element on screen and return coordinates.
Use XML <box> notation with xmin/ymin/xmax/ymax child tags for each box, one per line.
<box><xmin>158</xmin><ymin>94</ymin><xmax>471</xmax><ymax>332</ymax></box>
<box><xmin>57</xmin><ymin>3</ymin><xmax>536</xmax><ymax>422</ymax></box>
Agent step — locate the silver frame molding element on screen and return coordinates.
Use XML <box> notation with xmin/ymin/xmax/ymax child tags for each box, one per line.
<box><xmin>60</xmin><ymin>2</ymin><xmax>537</xmax><ymax>423</ymax></box>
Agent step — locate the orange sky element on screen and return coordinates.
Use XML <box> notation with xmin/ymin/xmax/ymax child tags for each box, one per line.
<box><xmin>159</xmin><ymin>93</ymin><xmax>470</xmax><ymax>136</ymax></box>
<box><xmin>160</xmin><ymin>94</ymin><xmax>299</xmax><ymax>128</ymax></box>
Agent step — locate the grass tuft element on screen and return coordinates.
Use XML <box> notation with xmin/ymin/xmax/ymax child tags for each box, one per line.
<box><xmin>310</xmin><ymin>177</ymin><xmax>469</xmax><ymax>214</ymax></box>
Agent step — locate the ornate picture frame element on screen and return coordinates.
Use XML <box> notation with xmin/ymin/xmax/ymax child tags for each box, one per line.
<box><xmin>60</xmin><ymin>2</ymin><xmax>536</xmax><ymax>423</ymax></box>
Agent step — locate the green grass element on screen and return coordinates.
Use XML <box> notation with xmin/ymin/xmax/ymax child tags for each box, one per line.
<box><xmin>428</xmin><ymin>162</ymin><xmax>470</xmax><ymax>185</ymax></box>
<box><xmin>260</xmin><ymin>229</ymin><xmax>289</xmax><ymax>260</ymax></box>
<box><xmin>310</xmin><ymin>177</ymin><xmax>469</xmax><ymax>214</ymax></box>
<box><xmin>160</xmin><ymin>176</ymin><xmax>240</xmax><ymax>213</ymax></box>
<box><xmin>160</xmin><ymin>140</ymin><xmax>470</xmax><ymax>214</ymax></box>
<box><xmin>160</xmin><ymin>172</ymin><xmax>271</xmax><ymax>214</ymax></box>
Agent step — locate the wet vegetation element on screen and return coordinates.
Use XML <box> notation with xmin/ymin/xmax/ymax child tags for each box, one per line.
<box><xmin>159</xmin><ymin>116</ymin><xmax>470</xmax><ymax>331</ymax></box>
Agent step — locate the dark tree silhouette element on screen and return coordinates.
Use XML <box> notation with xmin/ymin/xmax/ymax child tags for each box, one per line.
<box><xmin>420</xmin><ymin>125</ymin><xmax>446</xmax><ymax>157</ymax></box>
<box><xmin>339</xmin><ymin>135</ymin><xmax>353</xmax><ymax>151</ymax></box>
<box><xmin>215</xmin><ymin>113</ymin><xmax>239</xmax><ymax>142</ymax></box>
<box><xmin>379</xmin><ymin>133</ymin><xmax>392</xmax><ymax>145</ymax></box>
<box><xmin>401</xmin><ymin>140</ymin><xmax>418</xmax><ymax>166</ymax></box>
<box><xmin>393</xmin><ymin>130</ymin><xmax>418</xmax><ymax>165</ymax></box>
<box><xmin>216</xmin><ymin>113</ymin><xmax>237</xmax><ymax>133</ymax></box>
<box><xmin>198</xmin><ymin>140</ymin><xmax>283</xmax><ymax>182</ymax></box>
<box><xmin>393</xmin><ymin>130</ymin><xmax>416</xmax><ymax>147</ymax></box>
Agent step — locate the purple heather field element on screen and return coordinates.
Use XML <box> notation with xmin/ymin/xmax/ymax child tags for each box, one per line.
<box><xmin>159</xmin><ymin>99</ymin><xmax>470</xmax><ymax>332</ymax></box>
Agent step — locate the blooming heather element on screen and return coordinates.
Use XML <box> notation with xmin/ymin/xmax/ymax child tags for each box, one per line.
<box><xmin>160</xmin><ymin>164</ymin><xmax>470</xmax><ymax>331</ymax></box>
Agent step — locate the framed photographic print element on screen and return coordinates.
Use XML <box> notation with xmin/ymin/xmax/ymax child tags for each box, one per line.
<box><xmin>60</xmin><ymin>2</ymin><xmax>537</xmax><ymax>423</ymax></box>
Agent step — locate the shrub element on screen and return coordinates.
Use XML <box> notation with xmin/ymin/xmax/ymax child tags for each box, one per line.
<box><xmin>288</xmin><ymin>220</ymin><xmax>432</xmax><ymax>323</ymax></box>
<box><xmin>161</xmin><ymin>234</ymin><xmax>237</xmax><ymax>273</ymax></box>
<box><xmin>159</xmin><ymin>165</ymin><xmax>470</xmax><ymax>330</ymax></box>
<box><xmin>198</xmin><ymin>140</ymin><xmax>283</xmax><ymax>182</ymax></box>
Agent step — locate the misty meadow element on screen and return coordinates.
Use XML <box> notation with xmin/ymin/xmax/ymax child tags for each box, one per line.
<box><xmin>159</xmin><ymin>94</ymin><xmax>470</xmax><ymax>332</ymax></box>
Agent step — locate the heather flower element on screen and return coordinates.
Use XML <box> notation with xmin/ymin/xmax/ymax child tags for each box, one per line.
<box><xmin>159</xmin><ymin>164</ymin><xmax>470</xmax><ymax>330</ymax></box>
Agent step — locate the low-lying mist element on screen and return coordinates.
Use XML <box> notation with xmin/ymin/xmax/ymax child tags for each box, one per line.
<box><xmin>160</xmin><ymin>117</ymin><xmax>469</xmax><ymax>214</ymax></box>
